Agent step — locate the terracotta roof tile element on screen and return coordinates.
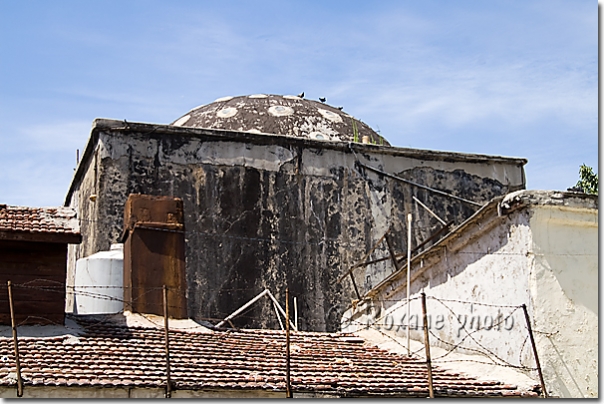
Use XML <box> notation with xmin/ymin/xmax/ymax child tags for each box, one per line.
<box><xmin>0</xmin><ymin>205</ymin><xmax>79</xmax><ymax>236</ymax></box>
<box><xmin>0</xmin><ymin>317</ymin><xmax>540</xmax><ymax>398</ymax></box>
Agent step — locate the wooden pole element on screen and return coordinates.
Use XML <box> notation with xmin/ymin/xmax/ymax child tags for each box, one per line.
<box><xmin>285</xmin><ymin>288</ymin><xmax>292</xmax><ymax>398</ymax></box>
<box><xmin>421</xmin><ymin>292</ymin><xmax>434</xmax><ymax>398</ymax></box>
<box><xmin>521</xmin><ymin>304</ymin><xmax>548</xmax><ymax>398</ymax></box>
<box><xmin>406</xmin><ymin>213</ymin><xmax>412</xmax><ymax>356</ymax></box>
<box><xmin>7</xmin><ymin>281</ymin><xmax>23</xmax><ymax>397</ymax></box>
<box><xmin>163</xmin><ymin>285</ymin><xmax>172</xmax><ymax>398</ymax></box>
<box><xmin>293</xmin><ymin>297</ymin><xmax>298</xmax><ymax>331</ymax></box>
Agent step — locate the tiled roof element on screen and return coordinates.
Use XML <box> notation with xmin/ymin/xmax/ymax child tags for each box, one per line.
<box><xmin>0</xmin><ymin>205</ymin><xmax>79</xmax><ymax>235</ymax></box>
<box><xmin>0</xmin><ymin>315</ymin><xmax>539</xmax><ymax>398</ymax></box>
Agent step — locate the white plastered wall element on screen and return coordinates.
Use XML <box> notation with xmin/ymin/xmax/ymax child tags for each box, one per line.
<box><xmin>342</xmin><ymin>196</ymin><xmax>598</xmax><ymax>398</ymax></box>
<box><xmin>528</xmin><ymin>205</ymin><xmax>598</xmax><ymax>398</ymax></box>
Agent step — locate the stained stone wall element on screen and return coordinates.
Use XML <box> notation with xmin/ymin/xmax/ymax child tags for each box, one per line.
<box><xmin>65</xmin><ymin>119</ymin><xmax>526</xmax><ymax>331</ymax></box>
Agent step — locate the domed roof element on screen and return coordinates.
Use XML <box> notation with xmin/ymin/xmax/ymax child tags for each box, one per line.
<box><xmin>171</xmin><ymin>94</ymin><xmax>389</xmax><ymax>145</ymax></box>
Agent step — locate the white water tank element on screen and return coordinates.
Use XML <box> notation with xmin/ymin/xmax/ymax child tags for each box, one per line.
<box><xmin>74</xmin><ymin>244</ymin><xmax>124</xmax><ymax>314</ymax></box>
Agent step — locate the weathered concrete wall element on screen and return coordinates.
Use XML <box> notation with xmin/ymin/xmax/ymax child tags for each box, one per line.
<box><xmin>342</xmin><ymin>191</ymin><xmax>598</xmax><ymax>398</ymax></box>
<box><xmin>528</xmin><ymin>203</ymin><xmax>598</xmax><ymax>398</ymax></box>
<box><xmin>66</xmin><ymin>119</ymin><xmax>526</xmax><ymax>332</ymax></box>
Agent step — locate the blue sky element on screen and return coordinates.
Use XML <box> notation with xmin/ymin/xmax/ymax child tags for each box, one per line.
<box><xmin>0</xmin><ymin>0</ymin><xmax>598</xmax><ymax>207</ymax></box>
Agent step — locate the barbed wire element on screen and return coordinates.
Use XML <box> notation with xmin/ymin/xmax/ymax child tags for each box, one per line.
<box><xmin>427</xmin><ymin>297</ymin><xmax>523</xmax><ymax>366</ymax></box>
<box><xmin>0</xmin><ymin>280</ymin><xmax>543</xmax><ymax>314</ymax></box>
<box><xmin>426</xmin><ymin>296</ymin><xmax>522</xmax><ymax>309</ymax></box>
<box><xmin>339</xmin><ymin>317</ymin><xmax>426</xmax><ymax>358</ymax></box>
<box><xmin>431</xmin><ymin>358</ymin><xmax>536</xmax><ymax>371</ymax></box>
<box><xmin>518</xmin><ymin>335</ymin><xmax>529</xmax><ymax>367</ymax></box>
<box><xmin>0</xmin><ymin>283</ymin><xmax>552</xmax><ymax>379</ymax></box>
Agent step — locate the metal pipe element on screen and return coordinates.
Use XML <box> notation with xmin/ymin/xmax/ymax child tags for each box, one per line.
<box><xmin>285</xmin><ymin>288</ymin><xmax>292</xmax><ymax>398</ymax></box>
<box><xmin>412</xmin><ymin>196</ymin><xmax>447</xmax><ymax>226</ymax></box>
<box><xmin>349</xmin><ymin>273</ymin><xmax>361</xmax><ymax>300</ymax></box>
<box><xmin>421</xmin><ymin>292</ymin><xmax>434</xmax><ymax>398</ymax></box>
<box><xmin>266</xmin><ymin>291</ymin><xmax>297</xmax><ymax>331</ymax></box>
<box><xmin>7</xmin><ymin>281</ymin><xmax>23</xmax><ymax>397</ymax></box>
<box><xmin>337</xmin><ymin>231</ymin><xmax>389</xmax><ymax>283</ymax></box>
<box><xmin>521</xmin><ymin>304</ymin><xmax>548</xmax><ymax>398</ymax></box>
<box><xmin>345</xmin><ymin>221</ymin><xmax>453</xmax><ymax>275</ymax></box>
<box><xmin>407</xmin><ymin>213</ymin><xmax>412</xmax><ymax>356</ymax></box>
<box><xmin>163</xmin><ymin>285</ymin><xmax>171</xmax><ymax>398</ymax></box>
<box><xmin>273</xmin><ymin>301</ymin><xmax>284</xmax><ymax>330</ymax></box>
<box><xmin>359</xmin><ymin>163</ymin><xmax>483</xmax><ymax>207</ymax></box>
<box><xmin>385</xmin><ymin>233</ymin><xmax>402</xmax><ymax>271</ymax></box>
<box><xmin>216</xmin><ymin>289</ymin><xmax>270</xmax><ymax>328</ymax></box>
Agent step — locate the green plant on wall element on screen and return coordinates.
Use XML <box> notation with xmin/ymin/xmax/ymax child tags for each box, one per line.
<box><xmin>351</xmin><ymin>118</ymin><xmax>384</xmax><ymax>145</ymax></box>
<box><xmin>572</xmin><ymin>164</ymin><xmax>598</xmax><ymax>195</ymax></box>
<box><xmin>351</xmin><ymin>119</ymin><xmax>359</xmax><ymax>143</ymax></box>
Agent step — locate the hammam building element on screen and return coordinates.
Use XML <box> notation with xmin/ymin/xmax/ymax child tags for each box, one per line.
<box><xmin>64</xmin><ymin>94</ymin><xmax>527</xmax><ymax>332</ymax></box>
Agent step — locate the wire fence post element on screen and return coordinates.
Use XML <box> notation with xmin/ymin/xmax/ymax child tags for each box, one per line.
<box><xmin>285</xmin><ymin>288</ymin><xmax>292</xmax><ymax>398</ymax></box>
<box><xmin>406</xmin><ymin>213</ymin><xmax>412</xmax><ymax>356</ymax></box>
<box><xmin>421</xmin><ymin>292</ymin><xmax>434</xmax><ymax>398</ymax></box>
<box><xmin>163</xmin><ymin>285</ymin><xmax>172</xmax><ymax>398</ymax></box>
<box><xmin>521</xmin><ymin>304</ymin><xmax>548</xmax><ymax>398</ymax></box>
<box><xmin>7</xmin><ymin>281</ymin><xmax>23</xmax><ymax>398</ymax></box>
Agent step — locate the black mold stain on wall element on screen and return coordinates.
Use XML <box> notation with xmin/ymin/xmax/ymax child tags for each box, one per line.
<box><xmin>73</xmin><ymin>130</ymin><xmax>519</xmax><ymax>332</ymax></box>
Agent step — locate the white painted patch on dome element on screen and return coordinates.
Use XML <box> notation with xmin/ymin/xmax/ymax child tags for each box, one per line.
<box><xmin>283</xmin><ymin>95</ymin><xmax>301</xmax><ymax>100</ymax></box>
<box><xmin>317</xmin><ymin>108</ymin><xmax>343</xmax><ymax>123</ymax></box>
<box><xmin>249</xmin><ymin>94</ymin><xmax>268</xmax><ymax>99</ymax></box>
<box><xmin>173</xmin><ymin>115</ymin><xmax>191</xmax><ymax>127</ymax></box>
<box><xmin>214</xmin><ymin>96</ymin><xmax>234</xmax><ymax>102</ymax></box>
<box><xmin>268</xmin><ymin>105</ymin><xmax>294</xmax><ymax>117</ymax></box>
<box><xmin>216</xmin><ymin>107</ymin><xmax>238</xmax><ymax>118</ymax></box>
<box><xmin>309</xmin><ymin>131</ymin><xmax>332</xmax><ymax>141</ymax></box>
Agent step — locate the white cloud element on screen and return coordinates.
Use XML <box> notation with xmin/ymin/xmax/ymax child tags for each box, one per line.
<box><xmin>16</xmin><ymin>121</ymin><xmax>91</xmax><ymax>152</ymax></box>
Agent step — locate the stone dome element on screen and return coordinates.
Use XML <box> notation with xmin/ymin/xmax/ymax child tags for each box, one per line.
<box><xmin>171</xmin><ymin>94</ymin><xmax>389</xmax><ymax>145</ymax></box>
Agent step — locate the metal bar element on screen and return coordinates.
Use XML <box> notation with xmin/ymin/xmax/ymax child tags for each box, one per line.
<box><xmin>412</xmin><ymin>195</ymin><xmax>447</xmax><ymax>226</ymax></box>
<box><xmin>273</xmin><ymin>301</ymin><xmax>284</xmax><ymax>330</ymax></box>
<box><xmin>521</xmin><ymin>304</ymin><xmax>548</xmax><ymax>398</ymax></box>
<box><xmin>163</xmin><ymin>285</ymin><xmax>171</xmax><ymax>398</ymax></box>
<box><xmin>216</xmin><ymin>289</ymin><xmax>269</xmax><ymax>328</ymax></box>
<box><xmin>7</xmin><ymin>281</ymin><xmax>23</xmax><ymax>397</ymax></box>
<box><xmin>285</xmin><ymin>288</ymin><xmax>292</xmax><ymax>398</ymax></box>
<box><xmin>407</xmin><ymin>213</ymin><xmax>412</xmax><ymax>356</ymax></box>
<box><xmin>385</xmin><ymin>232</ymin><xmax>402</xmax><ymax>271</ymax></box>
<box><xmin>266</xmin><ymin>291</ymin><xmax>297</xmax><ymax>331</ymax></box>
<box><xmin>411</xmin><ymin>222</ymin><xmax>453</xmax><ymax>254</ymax></box>
<box><xmin>421</xmin><ymin>292</ymin><xmax>434</xmax><ymax>398</ymax></box>
<box><xmin>359</xmin><ymin>163</ymin><xmax>484</xmax><ymax>207</ymax></box>
<box><xmin>337</xmin><ymin>231</ymin><xmax>389</xmax><ymax>283</ymax></box>
<box><xmin>349</xmin><ymin>273</ymin><xmax>361</xmax><ymax>300</ymax></box>
<box><xmin>346</xmin><ymin>222</ymin><xmax>453</xmax><ymax>271</ymax></box>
